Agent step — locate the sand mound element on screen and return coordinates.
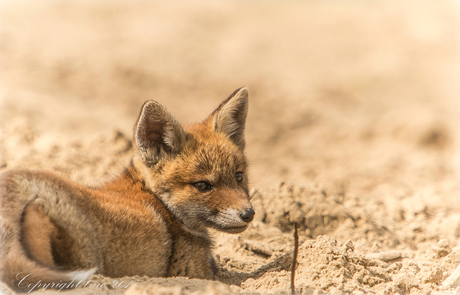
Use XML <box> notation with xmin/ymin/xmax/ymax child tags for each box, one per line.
<box><xmin>238</xmin><ymin>236</ymin><xmax>445</xmax><ymax>295</ymax></box>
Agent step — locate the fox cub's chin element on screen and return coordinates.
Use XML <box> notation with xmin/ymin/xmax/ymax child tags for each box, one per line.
<box><xmin>0</xmin><ymin>87</ymin><xmax>254</xmax><ymax>292</ymax></box>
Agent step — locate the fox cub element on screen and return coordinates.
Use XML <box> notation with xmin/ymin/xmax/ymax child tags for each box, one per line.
<box><xmin>0</xmin><ymin>87</ymin><xmax>254</xmax><ymax>292</ymax></box>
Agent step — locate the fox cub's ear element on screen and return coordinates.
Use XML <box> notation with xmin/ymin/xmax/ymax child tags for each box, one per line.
<box><xmin>134</xmin><ymin>101</ymin><xmax>186</xmax><ymax>164</ymax></box>
<box><xmin>211</xmin><ymin>87</ymin><xmax>249</xmax><ymax>150</ymax></box>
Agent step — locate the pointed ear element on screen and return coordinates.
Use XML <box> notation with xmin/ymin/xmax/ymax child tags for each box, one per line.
<box><xmin>134</xmin><ymin>100</ymin><xmax>186</xmax><ymax>165</ymax></box>
<box><xmin>211</xmin><ymin>87</ymin><xmax>249</xmax><ymax>150</ymax></box>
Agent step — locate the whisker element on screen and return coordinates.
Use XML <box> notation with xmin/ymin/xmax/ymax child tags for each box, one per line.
<box><xmin>249</xmin><ymin>188</ymin><xmax>260</xmax><ymax>200</ymax></box>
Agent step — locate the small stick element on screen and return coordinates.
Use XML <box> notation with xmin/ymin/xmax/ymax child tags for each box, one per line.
<box><xmin>291</xmin><ymin>223</ymin><xmax>299</xmax><ymax>295</ymax></box>
<box><xmin>366</xmin><ymin>251</ymin><xmax>403</xmax><ymax>262</ymax></box>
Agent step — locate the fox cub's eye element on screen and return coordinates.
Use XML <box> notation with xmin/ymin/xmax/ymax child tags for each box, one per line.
<box><xmin>193</xmin><ymin>181</ymin><xmax>212</xmax><ymax>192</ymax></box>
<box><xmin>235</xmin><ymin>172</ymin><xmax>243</xmax><ymax>182</ymax></box>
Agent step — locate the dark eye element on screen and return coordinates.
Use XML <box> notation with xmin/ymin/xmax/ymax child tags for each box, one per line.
<box><xmin>193</xmin><ymin>181</ymin><xmax>212</xmax><ymax>192</ymax></box>
<box><xmin>235</xmin><ymin>172</ymin><xmax>243</xmax><ymax>182</ymax></box>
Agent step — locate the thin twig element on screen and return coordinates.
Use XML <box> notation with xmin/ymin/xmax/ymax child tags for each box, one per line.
<box><xmin>291</xmin><ymin>223</ymin><xmax>299</xmax><ymax>295</ymax></box>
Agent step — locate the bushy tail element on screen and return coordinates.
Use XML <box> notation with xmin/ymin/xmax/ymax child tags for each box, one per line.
<box><xmin>0</xmin><ymin>220</ymin><xmax>96</xmax><ymax>293</ymax></box>
<box><xmin>0</xmin><ymin>170</ymin><xmax>98</xmax><ymax>292</ymax></box>
<box><xmin>1</xmin><ymin>246</ymin><xmax>96</xmax><ymax>293</ymax></box>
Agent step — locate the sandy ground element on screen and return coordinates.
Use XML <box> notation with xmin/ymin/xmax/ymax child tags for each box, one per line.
<box><xmin>1</xmin><ymin>1</ymin><xmax>460</xmax><ymax>294</ymax></box>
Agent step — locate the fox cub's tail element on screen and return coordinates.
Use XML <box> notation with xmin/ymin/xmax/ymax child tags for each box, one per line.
<box><xmin>0</xmin><ymin>171</ymin><xmax>98</xmax><ymax>293</ymax></box>
<box><xmin>0</xmin><ymin>212</ymin><xmax>96</xmax><ymax>292</ymax></box>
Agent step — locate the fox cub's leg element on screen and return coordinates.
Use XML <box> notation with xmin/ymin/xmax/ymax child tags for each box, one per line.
<box><xmin>22</xmin><ymin>203</ymin><xmax>75</xmax><ymax>269</ymax></box>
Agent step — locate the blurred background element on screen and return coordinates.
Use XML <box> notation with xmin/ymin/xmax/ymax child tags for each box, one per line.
<box><xmin>1</xmin><ymin>0</ymin><xmax>459</xmax><ymax>206</ymax></box>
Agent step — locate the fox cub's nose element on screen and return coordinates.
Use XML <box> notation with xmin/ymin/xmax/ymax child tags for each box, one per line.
<box><xmin>240</xmin><ymin>208</ymin><xmax>255</xmax><ymax>223</ymax></box>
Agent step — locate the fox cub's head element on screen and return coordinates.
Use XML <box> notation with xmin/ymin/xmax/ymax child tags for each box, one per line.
<box><xmin>133</xmin><ymin>87</ymin><xmax>254</xmax><ymax>234</ymax></box>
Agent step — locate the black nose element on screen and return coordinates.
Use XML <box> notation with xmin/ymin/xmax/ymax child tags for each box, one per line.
<box><xmin>240</xmin><ymin>208</ymin><xmax>255</xmax><ymax>223</ymax></box>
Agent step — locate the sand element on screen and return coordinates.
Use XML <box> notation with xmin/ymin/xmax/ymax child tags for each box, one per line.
<box><xmin>1</xmin><ymin>1</ymin><xmax>460</xmax><ymax>294</ymax></box>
